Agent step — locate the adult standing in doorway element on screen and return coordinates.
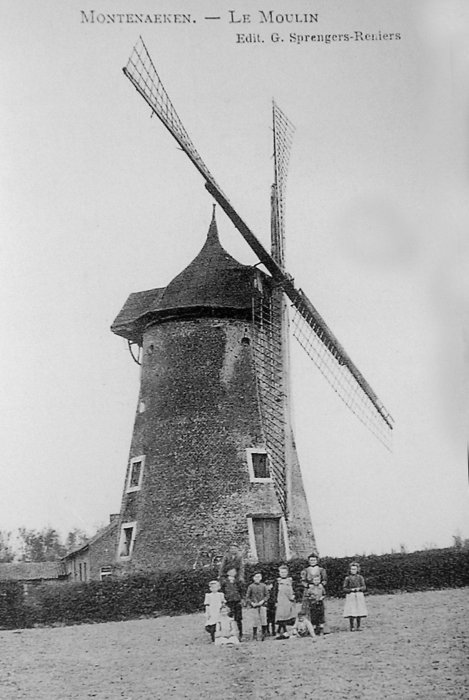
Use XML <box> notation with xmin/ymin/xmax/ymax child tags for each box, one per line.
<box><xmin>218</xmin><ymin>542</ymin><xmax>245</xmax><ymax>583</ymax></box>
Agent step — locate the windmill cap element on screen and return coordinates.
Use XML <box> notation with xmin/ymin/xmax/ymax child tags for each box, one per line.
<box><xmin>111</xmin><ymin>210</ymin><xmax>272</xmax><ymax>343</ymax></box>
<box><xmin>156</xmin><ymin>211</ymin><xmax>255</xmax><ymax>315</ymax></box>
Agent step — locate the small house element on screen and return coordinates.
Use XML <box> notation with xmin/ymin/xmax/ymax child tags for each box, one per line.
<box><xmin>62</xmin><ymin>515</ymin><xmax>118</xmax><ymax>582</ymax></box>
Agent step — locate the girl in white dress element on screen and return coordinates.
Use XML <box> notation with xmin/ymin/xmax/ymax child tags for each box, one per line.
<box><xmin>343</xmin><ymin>562</ymin><xmax>367</xmax><ymax>631</ymax></box>
<box><xmin>204</xmin><ymin>580</ymin><xmax>226</xmax><ymax>642</ymax></box>
<box><xmin>214</xmin><ymin>604</ymin><xmax>240</xmax><ymax>645</ymax></box>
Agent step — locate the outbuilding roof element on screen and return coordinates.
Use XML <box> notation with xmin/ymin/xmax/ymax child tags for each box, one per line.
<box><xmin>0</xmin><ymin>561</ymin><xmax>67</xmax><ymax>582</ymax></box>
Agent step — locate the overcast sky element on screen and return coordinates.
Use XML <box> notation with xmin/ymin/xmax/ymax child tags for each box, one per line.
<box><xmin>1</xmin><ymin>0</ymin><xmax>468</xmax><ymax>557</ymax></box>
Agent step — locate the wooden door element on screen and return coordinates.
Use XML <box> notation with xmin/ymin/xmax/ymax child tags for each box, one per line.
<box><xmin>252</xmin><ymin>517</ymin><xmax>280</xmax><ymax>561</ymax></box>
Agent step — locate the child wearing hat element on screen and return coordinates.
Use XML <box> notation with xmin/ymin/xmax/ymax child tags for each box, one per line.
<box><xmin>204</xmin><ymin>580</ymin><xmax>226</xmax><ymax>642</ymax></box>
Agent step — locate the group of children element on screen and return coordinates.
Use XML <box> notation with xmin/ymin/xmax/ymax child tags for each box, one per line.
<box><xmin>204</xmin><ymin>553</ymin><xmax>368</xmax><ymax>644</ymax></box>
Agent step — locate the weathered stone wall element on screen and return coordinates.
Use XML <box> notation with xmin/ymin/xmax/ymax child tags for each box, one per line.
<box><xmin>88</xmin><ymin>522</ymin><xmax>118</xmax><ymax>581</ymax></box>
<box><xmin>286</xmin><ymin>431</ymin><xmax>317</xmax><ymax>557</ymax></box>
<box><xmin>64</xmin><ymin>549</ymin><xmax>89</xmax><ymax>582</ymax></box>
<box><xmin>117</xmin><ymin>316</ymin><xmax>285</xmax><ymax>573</ymax></box>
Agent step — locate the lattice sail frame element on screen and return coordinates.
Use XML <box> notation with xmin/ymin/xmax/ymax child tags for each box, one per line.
<box><xmin>251</xmin><ymin>285</ymin><xmax>288</xmax><ymax>514</ymax></box>
<box><xmin>123</xmin><ymin>37</ymin><xmax>394</xmax><ymax>448</ymax></box>
<box><xmin>124</xmin><ymin>36</ymin><xmax>222</xmax><ymax>194</ymax></box>
<box><xmin>271</xmin><ymin>102</ymin><xmax>295</xmax><ymax>269</ymax></box>
<box><xmin>292</xmin><ymin>297</ymin><xmax>394</xmax><ymax>448</ymax></box>
<box><xmin>262</xmin><ymin>102</ymin><xmax>296</xmax><ymax>514</ymax></box>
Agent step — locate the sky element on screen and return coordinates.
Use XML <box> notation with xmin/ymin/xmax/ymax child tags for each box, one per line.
<box><xmin>1</xmin><ymin>0</ymin><xmax>468</xmax><ymax>557</ymax></box>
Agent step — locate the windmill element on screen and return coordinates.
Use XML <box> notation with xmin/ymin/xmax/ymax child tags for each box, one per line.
<box><xmin>110</xmin><ymin>37</ymin><xmax>394</xmax><ymax>574</ymax></box>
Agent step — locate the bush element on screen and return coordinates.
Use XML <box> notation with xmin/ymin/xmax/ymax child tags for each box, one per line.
<box><xmin>3</xmin><ymin>548</ymin><xmax>469</xmax><ymax>629</ymax></box>
<box><xmin>0</xmin><ymin>582</ymin><xmax>26</xmax><ymax>629</ymax></box>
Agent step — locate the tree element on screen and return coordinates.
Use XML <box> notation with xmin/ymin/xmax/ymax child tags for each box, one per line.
<box><xmin>64</xmin><ymin>528</ymin><xmax>88</xmax><ymax>552</ymax></box>
<box><xmin>17</xmin><ymin>527</ymin><xmax>67</xmax><ymax>562</ymax></box>
<box><xmin>16</xmin><ymin>527</ymin><xmax>90</xmax><ymax>561</ymax></box>
<box><xmin>0</xmin><ymin>530</ymin><xmax>16</xmax><ymax>562</ymax></box>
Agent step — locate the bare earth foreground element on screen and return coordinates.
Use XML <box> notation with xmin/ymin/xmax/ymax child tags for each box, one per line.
<box><xmin>1</xmin><ymin>588</ymin><xmax>468</xmax><ymax>699</ymax></box>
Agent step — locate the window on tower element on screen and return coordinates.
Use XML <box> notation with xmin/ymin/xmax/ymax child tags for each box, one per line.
<box><xmin>246</xmin><ymin>449</ymin><xmax>272</xmax><ymax>482</ymax></box>
<box><xmin>118</xmin><ymin>522</ymin><xmax>137</xmax><ymax>558</ymax></box>
<box><xmin>126</xmin><ymin>456</ymin><xmax>145</xmax><ymax>493</ymax></box>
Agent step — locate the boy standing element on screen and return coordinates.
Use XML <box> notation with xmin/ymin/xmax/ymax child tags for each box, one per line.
<box><xmin>220</xmin><ymin>567</ymin><xmax>244</xmax><ymax>639</ymax></box>
<box><xmin>303</xmin><ymin>573</ymin><xmax>326</xmax><ymax>635</ymax></box>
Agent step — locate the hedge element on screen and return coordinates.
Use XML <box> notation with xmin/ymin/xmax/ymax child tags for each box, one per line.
<box><xmin>1</xmin><ymin>548</ymin><xmax>468</xmax><ymax>629</ymax></box>
<box><xmin>0</xmin><ymin>581</ymin><xmax>27</xmax><ymax>628</ymax></box>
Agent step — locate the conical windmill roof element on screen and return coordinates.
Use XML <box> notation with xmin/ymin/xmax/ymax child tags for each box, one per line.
<box><xmin>157</xmin><ymin>210</ymin><xmax>254</xmax><ymax>314</ymax></box>
<box><xmin>111</xmin><ymin>210</ymin><xmax>255</xmax><ymax>343</ymax></box>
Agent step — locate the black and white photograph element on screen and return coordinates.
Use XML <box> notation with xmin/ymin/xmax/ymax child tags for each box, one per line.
<box><xmin>1</xmin><ymin>1</ymin><xmax>468</xmax><ymax>697</ymax></box>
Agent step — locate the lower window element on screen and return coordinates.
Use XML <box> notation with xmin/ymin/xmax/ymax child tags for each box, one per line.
<box><xmin>118</xmin><ymin>522</ymin><xmax>137</xmax><ymax>558</ymax></box>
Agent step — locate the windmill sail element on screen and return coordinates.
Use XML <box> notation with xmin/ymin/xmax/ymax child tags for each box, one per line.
<box><xmin>123</xmin><ymin>36</ymin><xmax>221</xmax><ymax>193</ymax></box>
<box><xmin>271</xmin><ymin>101</ymin><xmax>295</xmax><ymax>269</ymax></box>
<box><xmin>249</xmin><ymin>102</ymin><xmax>296</xmax><ymax>515</ymax></box>
<box><xmin>123</xmin><ymin>36</ymin><xmax>394</xmax><ymax>448</ymax></box>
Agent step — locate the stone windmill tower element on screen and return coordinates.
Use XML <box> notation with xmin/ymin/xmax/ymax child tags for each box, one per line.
<box><xmin>110</xmin><ymin>38</ymin><xmax>393</xmax><ymax>574</ymax></box>
<box><xmin>111</xmin><ymin>208</ymin><xmax>315</xmax><ymax>573</ymax></box>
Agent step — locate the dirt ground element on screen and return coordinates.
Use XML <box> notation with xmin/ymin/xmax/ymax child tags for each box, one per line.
<box><xmin>1</xmin><ymin>588</ymin><xmax>468</xmax><ymax>699</ymax></box>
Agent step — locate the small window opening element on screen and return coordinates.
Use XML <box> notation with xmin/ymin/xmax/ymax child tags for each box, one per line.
<box><xmin>100</xmin><ymin>566</ymin><xmax>112</xmax><ymax>580</ymax></box>
<box><xmin>247</xmin><ymin>449</ymin><xmax>272</xmax><ymax>482</ymax></box>
<box><xmin>119</xmin><ymin>525</ymin><xmax>135</xmax><ymax>558</ymax></box>
<box><xmin>129</xmin><ymin>461</ymin><xmax>142</xmax><ymax>488</ymax></box>
<box><xmin>252</xmin><ymin>453</ymin><xmax>270</xmax><ymax>479</ymax></box>
<box><xmin>126</xmin><ymin>456</ymin><xmax>145</xmax><ymax>492</ymax></box>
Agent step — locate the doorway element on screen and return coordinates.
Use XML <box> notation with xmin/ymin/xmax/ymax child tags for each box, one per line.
<box><xmin>252</xmin><ymin>517</ymin><xmax>281</xmax><ymax>561</ymax></box>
